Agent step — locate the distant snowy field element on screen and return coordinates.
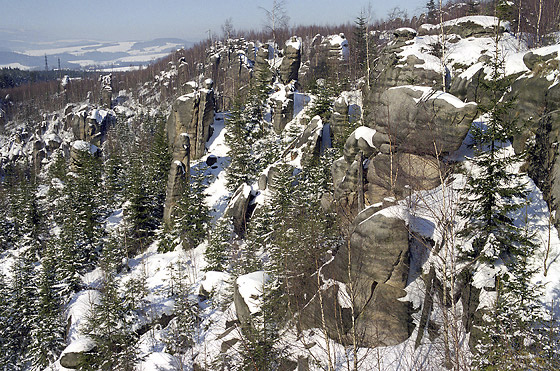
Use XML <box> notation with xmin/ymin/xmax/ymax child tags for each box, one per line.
<box><xmin>0</xmin><ymin>38</ymin><xmax>194</xmax><ymax>70</ymax></box>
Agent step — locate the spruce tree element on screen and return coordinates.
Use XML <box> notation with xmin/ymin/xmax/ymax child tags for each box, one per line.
<box><xmin>27</xmin><ymin>246</ymin><xmax>65</xmax><ymax>370</ymax></box>
<box><xmin>225</xmin><ymin>100</ymin><xmax>260</xmax><ymax>191</ymax></box>
<box><xmin>162</xmin><ymin>167</ymin><xmax>210</xmax><ymax>252</ymax></box>
<box><xmin>3</xmin><ymin>248</ymin><xmax>37</xmax><ymax>369</ymax></box>
<box><xmin>460</xmin><ymin>8</ymin><xmax>550</xmax><ymax>367</ymax></box>
<box><xmin>164</xmin><ymin>259</ymin><xmax>199</xmax><ymax>356</ymax></box>
<box><xmin>80</xmin><ymin>270</ymin><xmax>138</xmax><ymax>370</ymax></box>
<box><xmin>204</xmin><ymin>217</ymin><xmax>234</xmax><ymax>272</ymax></box>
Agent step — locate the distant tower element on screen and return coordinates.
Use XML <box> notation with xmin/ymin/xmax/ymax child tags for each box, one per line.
<box><xmin>58</xmin><ymin>58</ymin><xmax>61</xmax><ymax>78</ymax></box>
<box><xmin>44</xmin><ymin>54</ymin><xmax>48</xmax><ymax>71</ymax></box>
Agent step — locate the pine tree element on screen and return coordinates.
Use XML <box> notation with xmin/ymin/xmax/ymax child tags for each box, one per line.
<box><xmin>225</xmin><ymin>100</ymin><xmax>260</xmax><ymax>191</ymax></box>
<box><xmin>426</xmin><ymin>0</ymin><xmax>437</xmax><ymax>23</ymax></box>
<box><xmin>2</xmin><ymin>248</ymin><xmax>38</xmax><ymax>369</ymax></box>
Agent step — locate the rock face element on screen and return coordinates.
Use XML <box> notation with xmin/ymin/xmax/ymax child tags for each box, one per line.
<box><xmin>279</xmin><ymin>37</ymin><xmax>302</xmax><ymax>83</ymax></box>
<box><xmin>100</xmin><ymin>74</ymin><xmax>112</xmax><ymax>108</ymax></box>
<box><xmin>331</xmin><ymin>95</ymin><xmax>349</xmax><ymax>143</ymax></box>
<box><xmin>299</xmin><ymin>211</ymin><xmax>414</xmax><ymax>347</ymax></box>
<box><xmin>67</xmin><ymin>106</ymin><xmax>113</xmax><ymax>146</ymax></box>
<box><xmin>163</xmin><ymin>133</ymin><xmax>190</xmax><ymax>224</ymax></box>
<box><xmin>224</xmin><ymin>184</ymin><xmax>255</xmax><ymax>237</ymax></box>
<box><xmin>166</xmin><ymin>79</ymin><xmax>215</xmax><ymax>161</ymax></box>
<box><xmin>368</xmin><ymin>86</ymin><xmax>477</xmax><ymax>155</ymax></box>
<box><xmin>271</xmin><ymin>84</ymin><xmax>295</xmax><ymax>134</ymax></box>
<box><xmin>254</xmin><ymin>44</ymin><xmax>272</xmax><ymax>79</ymax></box>
<box><xmin>418</xmin><ymin>16</ymin><xmax>508</xmax><ymax>38</ymax></box>
<box><xmin>335</xmin><ymin>86</ymin><xmax>476</xmax><ymax>209</ymax></box>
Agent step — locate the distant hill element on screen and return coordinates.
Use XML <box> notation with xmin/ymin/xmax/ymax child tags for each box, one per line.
<box><xmin>0</xmin><ymin>38</ymin><xmax>195</xmax><ymax>71</ymax></box>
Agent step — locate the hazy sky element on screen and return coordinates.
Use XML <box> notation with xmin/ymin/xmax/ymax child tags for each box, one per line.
<box><xmin>1</xmin><ymin>0</ymin><xmax>427</xmax><ymax>43</ymax></box>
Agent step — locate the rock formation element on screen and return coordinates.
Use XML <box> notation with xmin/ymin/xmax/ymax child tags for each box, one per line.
<box><xmin>166</xmin><ymin>79</ymin><xmax>215</xmax><ymax>161</ymax></box>
<box><xmin>279</xmin><ymin>37</ymin><xmax>302</xmax><ymax>83</ymax></box>
<box><xmin>271</xmin><ymin>84</ymin><xmax>295</xmax><ymax>134</ymax></box>
<box><xmin>100</xmin><ymin>74</ymin><xmax>113</xmax><ymax>109</ymax></box>
<box><xmin>163</xmin><ymin>78</ymin><xmax>215</xmax><ymax>222</ymax></box>
<box><xmin>66</xmin><ymin>105</ymin><xmax>113</xmax><ymax>147</ymax></box>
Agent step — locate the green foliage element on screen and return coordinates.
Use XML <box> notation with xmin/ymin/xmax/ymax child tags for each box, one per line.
<box><xmin>353</xmin><ymin>14</ymin><xmax>368</xmax><ymax>75</ymax></box>
<box><xmin>164</xmin><ymin>259</ymin><xmax>200</xmax><ymax>356</ymax></box>
<box><xmin>55</xmin><ymin>150</ymin><xmax>105</xmax><ymax>296</ymax></box>
<box><xmin>225</xmin><ymin>99</ymin><xmax>263</xmax><ymax>191</ymax></box>
<box><xmin>426</xmin><ymin>0</ymin><xmax>437</xmax><ymax>23</ymax></box>
<box><xmin>307</xmin><ymin>79</ymin><xmax>340</xmax><ymax>123</ymax></box>
<box><xmin>0</xmin><ymin>248</ymin><xmax>37</xmax><ymax>369</ymax></box>
<box><xmin>460</xmin><ymin>17</ymin><xmax>556</xmax><ymax>368</ymax></box>
<box><xmin>80</xmin><ymin>270</ymin><xmax>139</xmax><ymax>371</ymax></box>
<box><xmin>27</xmin><ymin>247</ymin><xmax>66</xmax><ymax>370</ymax></box>
<box><xmin>239</xmin><ymin>279</ymin><xmax>283</xmax><ymax>371</ymax></box>
<box><xmin>204</xmin><ymin>217</ymin><xmax>234</xmax><ymax>272</ymax></box>
<box><xmin>161</xmin><ymin>167</ymin><xmax>210</xmax><ymax>252</ymax></box>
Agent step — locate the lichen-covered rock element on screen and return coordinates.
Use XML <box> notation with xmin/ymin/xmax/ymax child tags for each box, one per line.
<box><xmin>523</xmin><ymin>51</ymin><xmax>558</xmax><ymax>71</ymax></box>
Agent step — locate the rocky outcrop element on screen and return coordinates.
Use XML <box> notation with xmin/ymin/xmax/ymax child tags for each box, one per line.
<box><xmin>254</xmin><ymin>44</ymin><xmax>272</xmax><ymax>79</ymax></box>
<box><xmin>331</xmin><ymin>95</ymin><xmax>349</xmax><ymax>143</ymax></box>
<box><xmin>67</xmin><ymin>106</ymin><xmax>113</xmax><ymax>147</ymax></box>
<box><xmin>166</xmin><ymin>79</ymin><xmax>215</xmax><ymax>161</ymax></box>
<box><xmin>368</xmin><ymin>87</ymin><xmax>476</xmax><ymax>155</ymax></box>
<box><xmin>279</xmin><ymin>37</ymin><xmax>302</xmax><ymax>83</ymax></box>
<box><xmin>163</xmin><ymin>133</ymin><xmax>190</xmax><ymax>224</ymax></box>
<box><xmin>224</xmin><ymin>184</ymin><xmax>256</xmax><ymax>237</ymax></box>
<box><xmin>298</xmin><ymin>211</ymin><xmax>414</xmax><ymax>347</ymax></box>
<box><xmin>271</xmin><ymin>84</ymin><xmax>295</xmax><ymax>134</ymax></box>
<box><xmin>335</xmin><ymin>86</ymin><xmax>476</xmax><ymax>208</ymax></box>
<box><xmin>69</xmin><ymin>140</ymin><xmax>100</xmax><ymax>172</ymax></box>
<box><xmin>286</xmin><ymin>116</ymin><xmax>324</xmax><ymax>165</ymax></box>
<box><xmin>100</xmin><ymin>74</ymin><xmax>112</xmax><ymax>108</ymax></box>
<box><xmin>417</xmin><ymin>16</ymin><xmax>508</xmax><ymax>38</ymax></box>
<box><xmin>371</xmin><ymin>37</ymin><xmax>442</xmax><ymax>91</ymax></box>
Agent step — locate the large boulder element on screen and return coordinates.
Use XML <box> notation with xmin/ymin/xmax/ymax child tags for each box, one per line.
<box><xmin>367</xmin><ymin>152</ymin><xmax>442</xmax><ymax>205</ymax></box>
<box><xmin>224</xmin><ymin>184</ymin><xmax>255</xmax><ymax>237</ymax></box>
<box><xmin>368</xmin><ymin>86</ymin><xmax>477</xmax><ymax>156</ymax></box>
<box><xmin>318</xmin><ymin>212</ymin><xmax>413</xmax><ymax>347</ymax></box>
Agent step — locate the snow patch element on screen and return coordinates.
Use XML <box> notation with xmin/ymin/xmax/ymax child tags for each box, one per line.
<box><xmin>236</xmin><ymin>271</ymin><xmax>268</xmax><ymax>314</ymax></box>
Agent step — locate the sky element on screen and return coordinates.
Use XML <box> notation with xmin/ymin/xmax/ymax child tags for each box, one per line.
<box><xmin>0</xmin><ymin>0</ymin><xmax>427</xmax><ymax>45</ymax></box>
